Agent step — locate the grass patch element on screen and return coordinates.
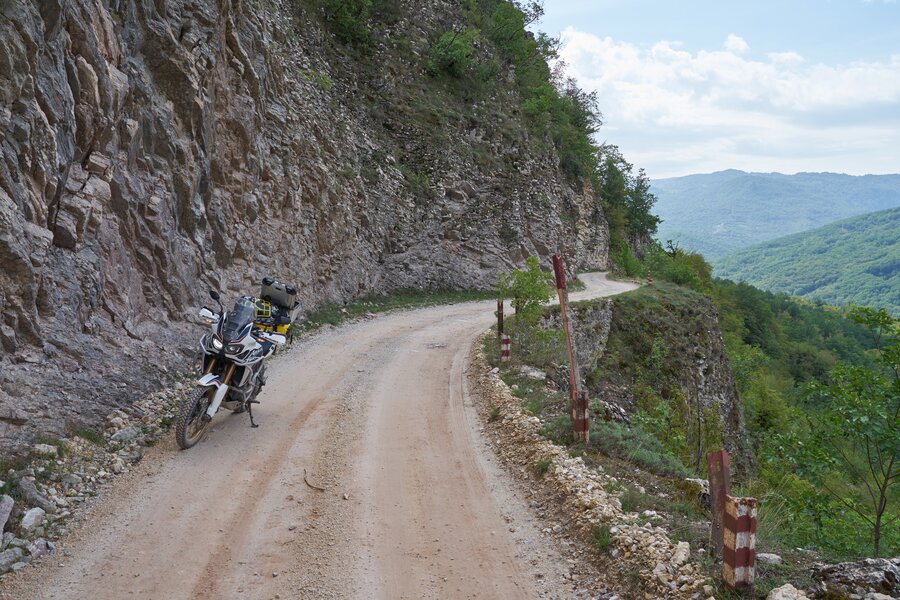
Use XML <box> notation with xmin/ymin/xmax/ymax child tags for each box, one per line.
<box><xmin>618</xmin><ymin>486</ymin><xmax>702</xmax><ymax>519</ymax></box>
<box><xmin>0</xmin><ymin>478</ymin><xmax>15</xmax><ymax>496</ymax></box>
<box><xmin>591</xmin><ymin>524</ymin><xmax>612</xmax><ymax>553</ymax></box>
<box><xmin>74</xmin><ymin>428</ymin><xmax>105</xmax><ymax>446</ymax></box>
<box><xmin>303</xmin><ymin>288</ymin><xmax>496</xmax><ymax>331</ymax></box>
<box><xmin>589</xmin><ymin>420</ymin><xmax>690</xmax><ymax>478</ymax></box>
<box><xmin>0</xmin><ymin>453</ymin><xmax>29</xmax><ymax>474</ymax></box>
<box><xmin>568</xmin><ymin>277</ymin><xmax>587</xmax><ymax>292</ymax></box>
<box><xmin>540</xmin><ymin>414</ymin><xmax>574</xmax><ymax>447</ymax></box>
<box><xmin>488</xmin><ymin>406</ymin><xmax>502</xmax><ymax>422</ymax></box>
<box><xmin>534</xmin><ymin>456</ymin><xmax>552</xmax><ymax>477</ymax></box>
<box><xmin>514</xmin><ymin>380</ymin><xmax>549</xmax><ymax>416</ymax></box>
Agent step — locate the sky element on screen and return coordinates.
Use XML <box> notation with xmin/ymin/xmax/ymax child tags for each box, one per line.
<box><xmin>536</xmin><ymin>0</ymin><xmax>900</xmax><ymax>178</ymax></box>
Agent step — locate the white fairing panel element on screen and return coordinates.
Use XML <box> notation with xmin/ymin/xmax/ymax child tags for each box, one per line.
<box><xmin>197</xmin><ymin>373</ymin><xmax>221</xmax><ymax>387</ymax></box>
<box><xmin>205</xmin><ymin>384</ymin><xmax>229</xmax><ymax>418</ymax></box>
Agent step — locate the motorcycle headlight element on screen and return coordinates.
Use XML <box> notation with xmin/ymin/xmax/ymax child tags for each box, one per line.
<box><xmin>211</xmin><ymin>337</ymin><xmax>224</xmax><ymax>351</ymax></box>
<box><xmin>225</xmin><ymin>344</ymin><xmax>243</xmax><ymax>354</ymax></box>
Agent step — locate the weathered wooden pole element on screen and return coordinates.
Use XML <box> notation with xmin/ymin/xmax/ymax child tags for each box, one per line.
<box><xmin>497</xmin><ymin>299</ymin><xmax>504</xmax><ymax>339</ymax></box>
<box><xmin>707</xmin><ymin>450</ymin><xmax>731</xmax><ymax>558</ymax></box>
<box><xmin>552</xmin><ymin>254</ymin><xmax>588</xmax><ymax>443</ymax></box>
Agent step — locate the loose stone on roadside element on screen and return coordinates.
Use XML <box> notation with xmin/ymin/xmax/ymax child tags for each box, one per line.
<box><xmin>32</xmin><ymin>444</ymin><xmax>58</xmax><ymax>458</ymax></box>
<box><xmin>0</xmin><ymin>547</ymin><xmax>24</xmax><ymax>574</ymax></box>
<box><xmin>16</xmin><ymin>478</ymin><xmax>56</xmax><ymax>513</ymax></box>
<box><xmin>470</xmin><ymin>339</ymin><xmax>706</xmax><ymax>599</ymax></box>
<box><xmin>757</xmin><ymin>552</ymin><xmax>783</xmax><ymax>565</ymax></box>
<box><xmin>19</xmin><ymin>508</ymin><xmax>46</xmax><ymax>533</ymax></box>
<box><xmin>0</xmin><ymin>495</ymin><xmax>13</xmax><ymax>532</ymax></box>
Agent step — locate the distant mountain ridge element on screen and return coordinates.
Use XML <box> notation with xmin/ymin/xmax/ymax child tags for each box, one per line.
<box><xmin>715</xmin><ymin>207</ymin><xmax>900</xmax><ymax>315</ymax></box>
<box><xmin>650</xmin><ymin>170</ymin><xmax>900</xmax><ymax>259</ymax></box>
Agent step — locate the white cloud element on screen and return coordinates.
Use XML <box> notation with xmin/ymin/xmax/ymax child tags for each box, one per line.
<box><xmin>558</xmin><ymin>28</ymin><xmax>900</xmax><ymax>177</ymax></box>
<box><xmin>767</xmin><ymin>51</ymin><xmax>804</xmax><ymax>64</ymax></box>
<box><xmin>724</xmin><ymin>34</ymin><xmax>749</xmax><ymax>53</ymax></box>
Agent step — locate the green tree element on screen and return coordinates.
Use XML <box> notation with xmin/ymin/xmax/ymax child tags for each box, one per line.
<box><xmin>596</xmin><ymin>145</ymin><xmax>659</xmax><ymax>258</ymax></box>
<box><xmin>782</xmin><ymin>308</ymin><xmax>899</xmax><ymax>556</ymax></box>
<box><xmin>497</xmin><ymin>256</ymin><xmax>553</xmax><ymax>326</ymax></box>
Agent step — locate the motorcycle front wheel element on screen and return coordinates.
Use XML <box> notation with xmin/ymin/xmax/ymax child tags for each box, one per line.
<box><xmin>175</xmin><ymin>386</ymin><xmax>215</xmax><ymax>449</ymax></box>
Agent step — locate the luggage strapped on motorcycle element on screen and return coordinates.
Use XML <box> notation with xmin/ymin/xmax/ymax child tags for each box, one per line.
<box><xmin>253</xmin><ymin>277</ymin><xmax>302</xmax><ymax>342</ymax></box>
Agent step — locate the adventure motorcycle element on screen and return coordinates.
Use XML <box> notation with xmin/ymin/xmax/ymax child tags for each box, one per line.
<box><xmin>175</xmin><ymin>290</ymin><xmax>287</xmax><ymax>449</ymax></box>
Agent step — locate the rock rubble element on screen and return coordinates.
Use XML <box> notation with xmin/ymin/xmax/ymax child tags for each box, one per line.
<box><xmin>0</xmin><ymin>382</ymin><xmax>186</xmax><ymax>577</ymax></box>
<box><xmin>470</xmin><ymin>338</ymin><xmax>706</xmax><ymax>599</ymax></box>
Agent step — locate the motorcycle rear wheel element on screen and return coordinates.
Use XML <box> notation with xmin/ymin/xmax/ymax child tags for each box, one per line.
<box><xmin>175</xmin><ymin>387</ymin><xmax>214</xmax><ymax>449</ymax></box>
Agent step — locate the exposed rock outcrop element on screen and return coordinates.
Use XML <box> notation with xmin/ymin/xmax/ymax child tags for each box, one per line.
<box><xmin>812</xmin><ymin>558</ymin><xmax>900</xmax><ymax>598</ymax></box>
<box><xmin>0</xmin><ymin>0</ymin><xmax>609</xmax><ymax>452</ymax></box>
<box><xmin>543</xmin><ymin>285</ymin><xmax>752</xmax><ymax>474</ymax></box>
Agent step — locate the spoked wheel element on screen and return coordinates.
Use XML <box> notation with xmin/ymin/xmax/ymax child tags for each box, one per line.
<box><xmin>175</xmin><ymin>387</ymin><xmax>215</xmax><ymax>449</ymax></box>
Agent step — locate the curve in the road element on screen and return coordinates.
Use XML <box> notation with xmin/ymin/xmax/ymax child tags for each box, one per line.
<box><xmin>2</xmin><ymin>272</ymin><xmax>638</xmax><ymax>600</ymax></box>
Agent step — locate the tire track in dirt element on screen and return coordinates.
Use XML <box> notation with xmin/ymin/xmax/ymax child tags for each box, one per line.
<box><xmin>190</xmin><ymin>395</ymin><xmax>324</xmax><ymax>599</ymax></box>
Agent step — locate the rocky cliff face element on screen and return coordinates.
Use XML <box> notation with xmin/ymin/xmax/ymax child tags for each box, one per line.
<box><xmin>0</xmin><ymin>0</ymin><xmax>609</xmax><ymax>451</ymax></box>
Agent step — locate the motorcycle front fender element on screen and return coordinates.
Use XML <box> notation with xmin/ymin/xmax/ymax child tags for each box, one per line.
<box><xmin>204</xmin><ymin>383</ymin><xmax>230</xmax><ymax>419</ymax></box>
<box><xmin>197</xmin><ymin>373</ymin><xmax>222</xmax><ymax>387</ymax></box>
<box><xmin>195</xmin><ymin>374</ymin><xmax>229</xmax><ymax>419</ymax></box>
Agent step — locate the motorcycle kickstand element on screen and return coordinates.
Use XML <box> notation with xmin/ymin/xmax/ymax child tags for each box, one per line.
<box><xmin>247</xmin><ymin>399</ymin><xmax>261</xmax><ymax>428</ymax></box>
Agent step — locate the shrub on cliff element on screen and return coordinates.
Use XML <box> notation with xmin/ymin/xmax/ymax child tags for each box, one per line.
<box><xmin>496</xmin><ymin>256</ymin><xmax>553</xmax><ymax>326</ymax></box>
<box><xmin>318</xmin><ymin>0</ymin><xmax>373</xmax><ymax>44</ymax></box>
<box><xmin>427</xmin><ymin>29</ymin><xmax>479</xmax><ymax>77</ymax></box>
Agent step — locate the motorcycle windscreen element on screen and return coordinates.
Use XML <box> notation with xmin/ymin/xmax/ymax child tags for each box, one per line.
<box><xmin>222</xmin><ymin>297</ymin><xmax>256</xmax><ymax>342</ymax></box>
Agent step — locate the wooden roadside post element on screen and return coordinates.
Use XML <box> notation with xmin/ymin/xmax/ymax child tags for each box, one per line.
<box><xmin>500</xmin><ymin>334</ymin><xmax>511</xmax><ymax>362</ymax></box>
<box><xmin>708</xmin><ymin>449</ymin><xmax>731</xmax><ymax>559</ymax></box>
<box><xmin>552</xmin><ymin>254</ymin><xmax>589</xmax><ymax>443</ymax></box>
<box><xmin>497</xmin><ymin>299</ymin><xmax>504</xmax><ymax>339</ymax></box>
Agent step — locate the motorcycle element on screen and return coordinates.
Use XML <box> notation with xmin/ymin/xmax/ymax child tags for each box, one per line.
<box><xmin>175</xmin><ymin>290</ymin><xmax>287</xmax><ymax>449</ymax></box>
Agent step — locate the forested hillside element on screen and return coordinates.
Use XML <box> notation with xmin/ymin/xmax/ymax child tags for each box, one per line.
<box><xmin>716</xmin><ymin>207</ymin><xmax>900</xmax><ymax>315</ymax></box>
<box><xmin>651</xmin><ymin>170</ymin><xmax>900</xmax><ymax>259</ymax></box>
<box><xmin>612</xmin><ymin>241</ymin><xmax>898</xmax><ymax>559</ymax></box>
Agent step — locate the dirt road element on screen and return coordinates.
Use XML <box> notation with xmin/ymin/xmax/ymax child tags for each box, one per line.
<box><xmin>4</xmin><ymin>273</ymin><xmax>637</xmax><ymax>600</ymax></box>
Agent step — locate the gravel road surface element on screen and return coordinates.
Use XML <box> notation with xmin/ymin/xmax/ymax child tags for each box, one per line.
<box><xmin>2</xmin><ymin>273</ymin><xmax>637</xmax><ymax>600</ymax></box>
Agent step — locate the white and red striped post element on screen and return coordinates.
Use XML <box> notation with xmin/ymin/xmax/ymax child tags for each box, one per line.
<box><xmin>723</xmin><ymin>495</ymin><xmax>757</xmax><ymax>589</ymax></box>
<box><xmin>500</xmin><ymin>334</ymin><xmax>511</xmax><ymax>362</ymax></box>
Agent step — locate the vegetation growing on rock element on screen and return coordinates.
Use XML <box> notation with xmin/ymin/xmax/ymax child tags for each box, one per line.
<box><xmin>614</xmin><ymin>243</ymin><xmax>898</xmax><ymax>559</ymax></box>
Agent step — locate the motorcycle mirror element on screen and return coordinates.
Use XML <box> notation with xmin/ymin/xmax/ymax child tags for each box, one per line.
<box><xmin>209</xmin><ymin>290</ymin><xmax>221</xmax><ymax>301</ymax></box>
